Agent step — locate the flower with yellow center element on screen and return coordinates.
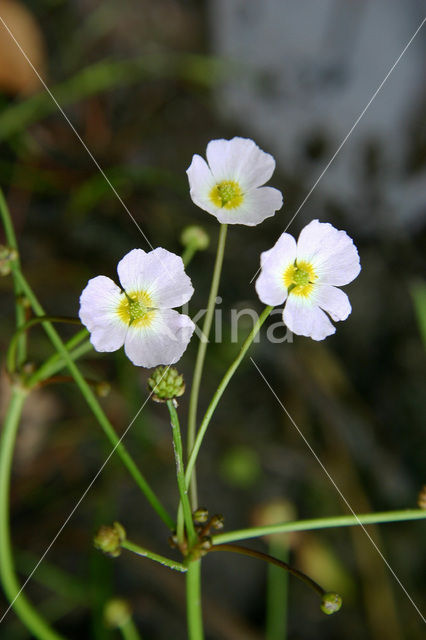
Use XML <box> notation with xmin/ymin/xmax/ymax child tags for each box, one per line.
<box><xmin>79</xmin><ymin>248</ymin><xmax>195</xmax><ymax>367</ymax></box>
<box><xmin>255</xmin><ymin>220</ymin><xmax>361</xmax><ymax>340</ymax></box>
<box><xmin>186</xmin><ymin>137</ymin><xmax>283</xmax><ymax>226</ymax></box>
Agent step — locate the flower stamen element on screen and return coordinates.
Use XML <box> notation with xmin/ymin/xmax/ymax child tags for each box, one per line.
<box><xmin>117</xmin><ymin>290</ymin><xmax>156</xmax><ymax>327</ymax></box>
<box><xmin>283</xmin><ymin>260</ymin><xmax>317</xmax><ymax>298</ymax></box>
<box><xmin>209</xmin><ymin>180</ymin><xmax>244</xmax><ymax>209</ymax></box>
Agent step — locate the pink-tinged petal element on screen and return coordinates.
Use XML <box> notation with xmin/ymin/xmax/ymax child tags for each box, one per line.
<box><xmin>255</xmin><ymin>232</ymin><xmax>296</xmax><ymax>305</ymax></box>
<box><xmin>296</xmin><ymin>220</ymin><xmax>361</xmax><ymax>286</ymax></box>
<box><xmin>124</xmin><ymin>309</ymin><xmax>195</xmax><ymax>368</ymax></box>
<box><xmin>283</xmin><ymin>295</ymin><xmax>336</xmax><ymax>341</ymax></box>
<box><xmin>118</xmin><ymin>248</ymin><xmax>194</xmax><ymax>308</ymax></box>
<box><xmin>186</xmin><ymin>154</ymin><xmax>217</xmax><ymax>213</ymax></box>
<box><xmin>79</xmin><ymin>275</ymin><xmax>127</xmax><ymax>352</ymax></box>
<box><xmin>206</xmin><ymin>137</ymin><xmax>277</xmax><ymax>189</ymax></box>
<box><xmin>214</xmin><ymin>186</ymin><xmax>283</xmax><ymax>226</ymax></box>
<box><xmin>313</xmin><ymin>284</ymin><xmax>351</xmax><ymax>321</ymax></box>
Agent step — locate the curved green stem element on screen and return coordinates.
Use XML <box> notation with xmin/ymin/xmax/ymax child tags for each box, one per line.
<box><xmin>7</xmin><ymin>316</ymin><xmax>81</xmax><ymax>374</ymax></box>
<box><xmin>166</xmin><ymin>401</ymin><xmax>197</xmax><ymax>547</ymax></box>
<box><xmin>12</xmin><ymin>269</ymin><xmax>174</xmax><ymax>531</ymax></box>
<box><xmin>27</xmin><ymin>330</ymin><xmax>91</xmax><ymax>386</ymax></box>
<box><xmin>210</xmin><ymin>544</ymin><xmax>324</xmax><ymax>597</ymax></box>
<box><xmin>187</xmin><ymin>223</ymin><xmax>227</xmax><ymax>509</ymax></box>
<box><xmin>0</xmin><ymin>387</ymin><xmax>66</xmax><ymax>639</ymax></box>
<box><xmin>186</xmin><ymin>559</ymin><xmax>204</xmax><ymax>640</ymax></box>
<box><xmin>212</xmin><ymin>509</ymin><xmax>426</xmax><ymax>545</ymax></box>
<box><xmin>185</xmin><ymin>306</ymin><xmax>272</xmax><ymax>488</ymax></box>
<box><xmin>121</xmin><ymin>540</ymin><xmax>187</xmax><ymax>573</ymax></box>
<box><xmin>0</xmin><ymin>188</ymin><xmax>27</xmax><ymax>366</ymax></box>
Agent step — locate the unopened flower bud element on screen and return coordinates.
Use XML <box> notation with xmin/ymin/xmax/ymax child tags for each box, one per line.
<box><xmin>210</xmin><ymin>514</ymin><xmax>225</xmax><ymax>530</ymax></box>
<box><xmin>0</xmin><ymin>245</ymin><xmax>18</xmax><ymax>276</ymax></box>
<box><xmin>180</xmin><ymin>225</ymin><xmax>210</xmax><ymax>251</ymax></box>
<box><xmin>199</xmin><ymin>536</ymin><xmax>212</xmax><ymax>554</ymax></box>
<box><xmin>94</xmin><ymin>521</ymin><xmax>126</xmax><ymax>557</ymax></box>
<box><xmin>192</xmin><ymin>507</ymin><xmax>209</xmax><ymax>524</ymax></box>
<box><xmin>417</xmin><ymin>485</ymin><xmax>426</xmax><ymax>509</ymax></box>
<box><xmin>148</xmin><ymin>366</ymin><xmax>185</xmax><ymax>403</ymax></box>
<box><xmin>320</xmin><ymin>592</ymin><xmax>342</xmax><ymax>615</ymax></box>
<box><xmin>95</xmin><ymin>381</ymin><xmax>111</xmax><ymax>398</ymax></box>
<box><xmin>104</xmin><ymin>598</ymin><xmax>131</xmax><ymax>628</ymax></box>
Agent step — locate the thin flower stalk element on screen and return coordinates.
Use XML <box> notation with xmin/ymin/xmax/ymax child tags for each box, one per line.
<box><xmin>185</xmin><ymin>305</ymin><xmax>273</xmax><ymax>490</ymax></box>
<box><xmin>0</xmin><ymin>386</ymin><xmax>65</xmax><ymax>640</ymax></box>
<box><xmin>27</xmin><ymin>330</ymin><xmax>92</xmax><ymax>387</ymax></box>
<box><xmin>121</xmin><ymin>540</ymin><xmax>187</xmax><ymax>573</ymax></box>
<box><xmin>166</xmin><ymin>401</ymin><xmax>197</xmax><ymax>547</ymax></box>
<box><xmin>212</xmin><ymin>509</ymin><xmax>426</xmax><ymax>545</ymax></box>
<box><xmin>187</xmin><ymin>223</ymin><xmax>228</xmax><ymax>508</ymax></box>
<box><xmin>186</xmin><ymin>559</ymin><xmax>204</xmax><ymax>640</ymax></box>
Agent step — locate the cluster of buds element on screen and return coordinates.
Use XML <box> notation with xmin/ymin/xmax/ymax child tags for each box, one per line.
<box><xmin>191</xmin><ymin>508</ymin><xmax>224</xmax><ymax>559</ymax></box>
<box><xmin>148</xmin><ymin>366</ymin><xmax>185</xmax><ymax>405</ymax></box>
<box><xmin>94</xmin><ymin>521</ymin><xmax>126</xmax><ymax>558</ymax></box>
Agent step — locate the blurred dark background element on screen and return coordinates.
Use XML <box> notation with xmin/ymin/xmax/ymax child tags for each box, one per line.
<box><xmin>0</xmin><ymin>1</ymin><xmax>425</xmax><ymax>638</ymax></box>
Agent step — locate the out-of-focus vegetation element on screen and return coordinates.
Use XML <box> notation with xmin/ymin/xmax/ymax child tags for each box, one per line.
<box><xmin>0</xmin><ymin>1</ymin><xmax>425</xmax><ymax>639</ymax></box>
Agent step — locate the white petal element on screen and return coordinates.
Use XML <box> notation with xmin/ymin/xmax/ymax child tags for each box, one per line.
<box><xmin>79</xmin><ymin>275</ymin><xmax>127</xmax><ymax>351</ymax></box>
<box><xmin>283</xmin><ymin>295</ymin><xmax>336</xmax><ymax>341</ymax></box>
<box><xmin>116</xmin><ymin>249</ymin><xmax>147</xmax><ymax>292</ymax></box>
<box><xmin>296</xmin><ymin>220</ymin><xmax>360</xmax><ymax>286</ymax></box>
<box><xmin>313</xmin><ymin>284</ymin><xmax>351</xmax><ymax>321</ymax></box>
<box><xmin>124</xmin><ymin>309</ymin><xmax>195</xmax><ymax>368</ymax></box>
<box><xmin>186</xmin><ymin>154</ymin><xmax>217</xmax><ymax>213</ymax></box>
<box><xmin>206</xmin><ymin>137</ymin><xmax>277</xmax><ymax>189</ymax></box>
<box><xmin>215</xmin><ymin>186</ymin><xmax>283</xmax><ymax>226</ymax></box>
<box><xmin>118</xmin><ymin>248</ymin><xmax>194</xmax><ymax>308</ymax></box>
<box><xmin>255</xmin><ymin>232</ymin><xmax>297</xmax><ymax>305</ymax></box>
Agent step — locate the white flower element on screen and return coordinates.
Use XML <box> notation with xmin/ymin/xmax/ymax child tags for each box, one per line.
<box><xmin>186</xmin><ymin>137</ymin><xmax>283</xmax><ymax>226</ymax></box>
<box><xmin>255</xmin><ymin>220</ymin><xmax>361</xmax><ymax>340</ymax></box>
<box><xmin>79</xmin><ymin>248</ymin><xmax>195</xmax><ymax>368</ymax></box>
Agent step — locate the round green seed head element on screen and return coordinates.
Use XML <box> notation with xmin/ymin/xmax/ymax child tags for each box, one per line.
<box><xmin>320</xmin><ymin>592</ymin><xmax>342</xmax><ymax>615</ymax></box>
<box><xmin>148</xmin><ymin>366</ymin><xmax>185</xmax><ymax>402</ymax></box>
<box><xmin>180</xmin><ymin>225</ymin><xmax>210</xmax><ymax>251</ymax></box>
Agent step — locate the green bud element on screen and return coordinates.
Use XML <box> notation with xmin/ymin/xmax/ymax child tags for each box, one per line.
<box><xmin>0</xmin><ymin>245</ymin><xmax>18</xmax><ymax>276</ymax></box>
<box><xmin>95</xmin><ymin>381</ymin><xmax>111</xmax><ymax>398</ymax></box>
<box><xmin>320</xmin><ymin>592</ymin><xmax>342</xmax><ymax>615</ymax></box>
<box><xmin>180</xmin><ymin>225</ymin><xmax>210</xmax><ymax>251</ymax></box>
<box><xmin>210</xmin><ymin>514</ymin><xmax>225</xmax><ymax>530</ymax></box>
<box><xmin>94</xmin><ymin>521</ymin><xmax>126</xmax><ymax>558</ymax></box>
<box><xmin>192</xmin><ymin>507</ymin><xmax>209</xmax><ymax>524</ymax></box>
<box><xmin>148</xmin><ymin>366</ymin><xmax>185</xmax><ymax>403</ymax></box>
<box><xmin>199</xmin><ymin>535</ymin><xmax>212</xmax><ymax>554</ymax></box>
<box><xmin>104</xmin><ymin>598</ymin><xmax>131</xmax><ymax>628</ymax></box>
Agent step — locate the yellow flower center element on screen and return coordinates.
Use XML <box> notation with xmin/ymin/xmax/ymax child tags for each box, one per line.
<box><xmin>209</xmin><ymin>180</ymin><xmax>244</xmax><ymax>209</ymax></box>
<box><xmin>116</xmin><ymin>290</ymin><xmax>156</xmax><ymax>327</ymax></box>
<box><xmin>283</xmin><ymin>260</ymin><xmax>318</xmax><ymax>298</ymax></box>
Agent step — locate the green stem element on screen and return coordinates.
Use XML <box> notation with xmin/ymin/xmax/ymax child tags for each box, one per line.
<box><xmin>0</xmin><ymin>188</ymin><xmax>27</xmax><ymax>366</ymax></box>
<box><xmin>181</xmin><ymin>244</ymin><xmax>197</xmax><ymax>267</ymax></box>
<box><xmin>7</xmin><ymin>316</ymin><xmax>81</xmax><ymax>374</ymax></box>
<box><xmin>212</xmin><ymin>509</ymin><xmax>426</xmax><ymax>545</ymax></box>
<box><xmin>187</xmin><ymin>223</ymin><xmax>227</xmax><ymax>509</ymax></box>
<box><xmin>210</xmin><ymin>544</ymin><xmax>324</xmax><ymax>597</ymax></box>
<box><xmin>185</xmin><ymin>306</ymin><xmax>272</xmax><ymax>488</ymax></box>
<box><xmin>12</xmin><ymin>269</ymin><xmax>175</xmax><ymax>531</ymax></box>
<box><xmin>119</xmin><ymin>618</ymin><xmax>143</xmax><ymax>640</ymax></box>
<box><xmin>0</xmin><ymin>386</ymin><xmax>66</xmax><ymax>639</ymax></box>
<box><xmin>186</xmin><ymin>559</ymin><xmax>204</xmax><ymax>640</ymax></box>
<box><xmin>166</xmin><ymin>401</ymin><xmax>197</xmax><ymax>548</ymax></box>
<box><xmin>121</xmin><ymin>540</ymin><xmax>187</xmax><ymax>573</ymax></box>
<box><xmin>266</xmin><ymin>539</ymin><xmax>289</xmax><ymax>640</ymax></box>
<box><xmin>27</xmin><ymin>331</ymin><xmax>91</xmax><ymax>386</ymax></box>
